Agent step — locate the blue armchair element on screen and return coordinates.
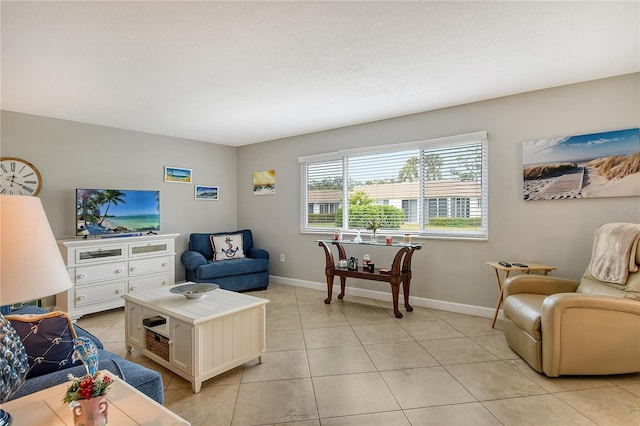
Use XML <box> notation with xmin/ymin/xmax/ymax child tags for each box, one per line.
<box><xmin>181</xmin><ymin>229</ymin><xmax>270</xmax><ymax>292</ymax></box>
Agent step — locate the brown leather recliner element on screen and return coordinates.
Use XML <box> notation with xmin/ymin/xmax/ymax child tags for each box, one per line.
<box><xmin>502</xmin><ymin>223</ymin><xmax>640</xmax><ymax>377</ymax></box>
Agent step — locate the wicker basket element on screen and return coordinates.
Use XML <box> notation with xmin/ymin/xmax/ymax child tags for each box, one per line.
<box><xmin>145</xmin><ymin>329</ymin><xmax>169</xmax><ymax>361</ymax></box>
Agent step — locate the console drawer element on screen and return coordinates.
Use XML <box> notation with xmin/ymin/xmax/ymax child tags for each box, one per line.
<box><xmin>129</xmin><ymin>256</ymin><xmax>171</xmax><ymax>277</ymax></box>
<box><xmin>129</xmin><ymin>273</ymin><xmax>171</xmax><ymax>293</ymax></box>
<box><xmin>130</xmin><ymin>240</ymin><xmax>171</xmax><ymax>257</ymax></box>
<box><xmin>75</xmin><ymin>281</ymin><xmax>126</xmax><ymax>307</ymax></box>
<box><xmin>75</xmin><ymin>262</ymin><xmax>127</xmax><ymax>284</ymax></box>
<box><xmin>75</xmin><ymin>244</ymin><xmax>127</xmax><ymax>264</ymax></box>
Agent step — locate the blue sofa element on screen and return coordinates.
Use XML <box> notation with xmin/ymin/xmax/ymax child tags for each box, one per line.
<box><xmin>7</xmin><ymin>306</ymin><xmax>164</xmax><ymax>404</ymax></box>
<box><xmin>181</xmin><ymin>229</ymin><xmax>270</xmax><ymax>292</ymax></box>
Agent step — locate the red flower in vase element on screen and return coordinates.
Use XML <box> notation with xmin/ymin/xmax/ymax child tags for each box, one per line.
<box><xmin>63</xmin><ymin>372</ymin><xmax>112</xmax><ymax>404</ymax></box>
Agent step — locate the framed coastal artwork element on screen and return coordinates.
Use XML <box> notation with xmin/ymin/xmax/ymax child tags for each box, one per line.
<box><xmin>522</xmin><ymin>128</ymin><xmax>640</xmax><ymax>201</ymax></box>
<box><xmin>195</xmin><ymin>185</ymin><xmax>219</xmax><ymax>200</ymax></box>
<box><xmin>253</xmin><ymin>170</ymin><xmax>275</xmax><ymax>195</ymax></box>
<box><xmin>164</xmin><ymin>166</ymin><xmax>192</xmax><ymax>183</ymax></box>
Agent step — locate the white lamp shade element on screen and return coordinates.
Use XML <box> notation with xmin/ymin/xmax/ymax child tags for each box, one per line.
<box><xmin>0</xmin><ymin>195</ymin><xmax>72</xmax><ymax>305</ymax></box>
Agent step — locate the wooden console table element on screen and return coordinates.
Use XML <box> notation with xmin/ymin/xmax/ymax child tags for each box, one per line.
<box><xmin>317</xmin><ymin>240</ymin><xmax>423</xmax><ymax>318</ymax></box>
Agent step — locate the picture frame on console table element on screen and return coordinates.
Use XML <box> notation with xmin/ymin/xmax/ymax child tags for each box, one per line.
<box><xmin>195</xmin><ymin>185</ymin><xmax>219</xmax><ymax>200</ymax></box>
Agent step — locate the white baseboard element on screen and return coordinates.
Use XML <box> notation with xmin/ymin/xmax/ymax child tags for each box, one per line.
<box><xmin>269</xmin><ymin>275</ymin><xmax>502</xmax><ymax>320</ymax></box>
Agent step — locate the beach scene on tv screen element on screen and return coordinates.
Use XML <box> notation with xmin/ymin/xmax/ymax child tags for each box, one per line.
<box><xmin>77</xmin><ymin>189</ymin><xmax>160</xmax><ymax>235</ymax></box>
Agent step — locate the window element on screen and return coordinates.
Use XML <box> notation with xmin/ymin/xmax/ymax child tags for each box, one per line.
<box><xmin>402</xmin><ymin>199</ymin><xmax>418</xmax><ymax>223</ymax></box>
<box><xmin>452</xmin><ymin>197</ymin><xmax>470</xmax><ymax>217</ymax></box>
<box><xmin>299</xmin><ymin>131</ymin><xmax>488</xmax><ymax>240</ymax></box>
<box><xmin>427</xmin><ymin>197</ymin><xmax>448</xmax><ymax>218</ymax></box>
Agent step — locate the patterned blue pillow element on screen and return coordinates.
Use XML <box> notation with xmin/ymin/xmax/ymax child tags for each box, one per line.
<box><xmin>6</xmin><ymin>311</ymin><xmax>78</xmax><ymax>379</ymax></box>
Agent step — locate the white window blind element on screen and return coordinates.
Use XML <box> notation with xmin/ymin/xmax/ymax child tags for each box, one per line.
<box><xmin>300</xmin><ymin>131</ymin><xmax>488</xmax><ymax>240</ymax></box>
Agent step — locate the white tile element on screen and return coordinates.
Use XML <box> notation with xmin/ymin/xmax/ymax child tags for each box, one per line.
<box><xmin>233</xmin><ymin>378</ymin><xmax>318</xmax><ymax>425</ymax></box>
<box><xmin>445</xmin><ymin>361</ymin><xmax>546</xmax><ymax>400</ymax></box>
<box><xmin>484</xmin><ymin>394</ymin><xmax>596</xmax><ymax>426</ymax></box>
<box><xmin>307</xmin><ymin>346</ymin><xmax>376</xmax><ymax>376</ymax></box>
<box><xmin>404</xmin><ymin>402</ymin><xmax>502</xmax><ymax>425</ymax></box>
<box><xmin>364</xmin><ymin>341</ymin><xmax>438</xmax><ymax>370</ymax></box>
<box><xmin>382</xmin><ymin>366</ymin><xmax>476</xmax><ymax>409</ymax></box>
<box><xmin>241</xmin><ymin>350</ymin><xmax>310</xmax><ymax>383</ymax></box>
<box><xmin>313</xmin><ymin>372</ymin><xmax>400</xmax><ymax>418</ymax></box>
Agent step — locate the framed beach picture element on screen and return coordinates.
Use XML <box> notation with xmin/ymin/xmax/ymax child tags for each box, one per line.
<box><xmin>253</xmin><ymin>170</ymin><xmax>275</xmax><ymax>195</ymax></box>
<box><xmin>195</xmin><ymin>185</ymin><xmax>219</xmax><ymax>200</ymax></box>
<box><xmin>522</xmin><ymin>128</ymin><xmax>640</xmax><ymax>201</ymax></box>
<box><xmin>164</xmin><ymin>166</ymin><xmax>192</xmax><ymax>183</ymax></box>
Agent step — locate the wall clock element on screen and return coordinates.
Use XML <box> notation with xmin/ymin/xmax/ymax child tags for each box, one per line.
<box><xmin>0</xmin><ymin>157</ymin><xmax>43</xmax><ymax>196</ymax></box>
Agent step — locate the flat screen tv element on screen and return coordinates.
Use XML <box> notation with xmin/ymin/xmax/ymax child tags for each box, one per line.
<box><xmin>76</xmin><ymin>189</ymin><xmax>160</xmax><ymax>236</ymax></box>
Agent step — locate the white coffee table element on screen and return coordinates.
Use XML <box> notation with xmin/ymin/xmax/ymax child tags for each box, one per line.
<box><xmin>123</xmin><ymin>283</ymin><xmax>269</xmax><ymax>393</ymax></box>
<box><xmin>0</xmin><ymin>370</ymin><xmax>188</xmax><ymax>425</ymax></box>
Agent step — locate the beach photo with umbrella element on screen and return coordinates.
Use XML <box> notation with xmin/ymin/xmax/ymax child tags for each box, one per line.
<box><xmin>522</xmin><ymin>128</ymin><xmax>640</xmax><ymax>201</ymax></box>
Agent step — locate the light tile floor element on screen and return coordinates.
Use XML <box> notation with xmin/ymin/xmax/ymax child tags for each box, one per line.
<box><xmin>77</xmin><ymin>283</ymin><xmax>640</xmax><ymax>426</ymax></box>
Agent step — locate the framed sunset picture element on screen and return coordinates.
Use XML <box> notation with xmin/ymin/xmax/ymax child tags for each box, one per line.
<box><xmin>253</xmin><ymin>170</ymin><xmax>275</xmax><ymax>195</ymax></box>
<box><xmin>522</xmin><ymin>128</ymin><xmax>640</xmax><ymax>201</ymax></box>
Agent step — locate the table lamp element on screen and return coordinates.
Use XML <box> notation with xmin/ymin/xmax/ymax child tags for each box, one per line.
<box><xmin>0</xmin><ymin>195</ymin><xmax>73</xmax><ymax>425</ymax></box>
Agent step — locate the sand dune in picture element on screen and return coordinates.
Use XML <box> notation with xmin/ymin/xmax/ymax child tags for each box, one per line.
<box><xmin>523</xmin><ymin>153</ymin><xmax>640</xmax><ymax>200</ymax></box>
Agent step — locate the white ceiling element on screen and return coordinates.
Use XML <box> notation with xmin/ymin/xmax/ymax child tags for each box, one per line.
<box><xmin>2</xmin><ymin>1</ymin><xmax>638</xmax><ymax>147</ymax></box>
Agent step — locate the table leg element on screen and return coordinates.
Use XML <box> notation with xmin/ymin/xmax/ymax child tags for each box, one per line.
<box><xmin>391</xmin><ymin>284</ymin><xmax>402</xmax><ymax>318</ymax></box>
<box><xmin>192</xmin><ymin>380</ymin><xmax>202</xmax><ymax>393</ymax></box>
<box><xmin>400</xmin><ymin>248</ymin><xmax>417</xmax><ymax>314</ymax></box>
<box><xmin>319</xmin><ymin>241</ymin><xmax>337</xmax><ymax>305</ymax></box>
<box><xmin>491</xmin><ymin>269</ymin><xmax>510</xmax><ymax>328</ymax></box>
<box><xmin>324</xmin><ymin>274</ymin><xmax>334</xmax><ymax>304</ymax></box>
<box><xmin>402</xmin><ymin>278</ymin><xmax>413</xmax><ymax>312</ymax></box>
<box><xmin>337</xmin><ymin>276</ymin><xmax>346</xmax><ymax>299</ymax></box>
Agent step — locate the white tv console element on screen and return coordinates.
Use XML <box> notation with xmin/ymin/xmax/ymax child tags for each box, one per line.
<box><xmin>56</xmin><ymin>233</ymin><xmax>179</xmax><ymax>320</ymax></box>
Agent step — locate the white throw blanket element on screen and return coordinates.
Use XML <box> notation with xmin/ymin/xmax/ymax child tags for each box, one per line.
<box><xmin>589</xmin><ymin>222</ymin><xmax>640</xmax><ymax>285</ymax></box>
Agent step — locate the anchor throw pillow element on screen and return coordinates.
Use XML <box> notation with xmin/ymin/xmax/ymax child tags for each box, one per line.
<box><xmin>5</xmin><ymin>311</ymin><xmax>78</xmax><ymax>379</ymax></box>
<box><xmin>210</xmin><ymin>233</ymin><xmax>246</xmax><ymax>261</ymax></box>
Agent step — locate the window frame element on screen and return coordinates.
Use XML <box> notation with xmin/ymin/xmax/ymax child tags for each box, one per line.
<box><xmin>299</xmin><ymin>131</ymin><xmax>488</xmax><ymax>241</ymax></box>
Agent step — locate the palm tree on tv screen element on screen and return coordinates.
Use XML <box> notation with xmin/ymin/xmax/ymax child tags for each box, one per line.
<box><xmin>77</xmin><ymin>189</ymin><xmax>101</xmax><ymax>228</ymax></box>
<box><xmin>97</xmin><ymin>190</ymin><xmax>127</xmax><ymax>226</ymax></box>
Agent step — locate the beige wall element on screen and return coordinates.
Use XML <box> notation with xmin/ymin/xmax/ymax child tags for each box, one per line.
<box><xmin>237</xmin><ymin>73</ymin><xmax>640</xmax><ymax>310</ymax></box>
<box><xmin>0</xmin><ymin>111</ymin><xmax>238</xmax><ymax>282</ymax></box>
<box><xmin>1</xmin><ymin>73</ymin><xmax>638</xmax><ymax>312</ymax></box>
